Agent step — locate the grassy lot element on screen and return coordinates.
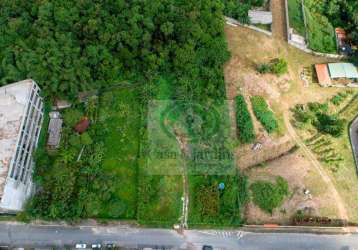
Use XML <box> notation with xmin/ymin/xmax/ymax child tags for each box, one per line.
<box><xmin>137</xmin><ymin>78</ymin><xmax>183</xmax><ymax>225</ymax></box>
<box><xmin>187</xmin><ymin>100</ymin><xmax>248</xmax><ymax>226</ymax></box>
<box><xmin>96</xmin><ymin>88</ymin><xmax>141</xmax><ymax>219</ymax></box>
<box><xmin>288</xmin><ymin>0</ymin><xmax>305</xmax><ymax>36</ymax></box>
<box><xmin>188</xmin><ymin>174</ymin><xmax>248</xmax><ymax>226</ymax></box>
<box><xmin>28</xmin><ymin>86</ymin><xmax>143</xmax><ymax>220</ymax></box>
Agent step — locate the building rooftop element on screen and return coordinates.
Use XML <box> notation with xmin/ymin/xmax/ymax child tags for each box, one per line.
<box><xmin>0</xmin><ymin>80</ymin><xmax>34</xmax><ymax>198</ymax></box>
<box><xmin>328</xmin><ymin>63</ymin><xmax>358</xmax><ymax>79</ymax></box>
<box><xmin>47</xmin><ymin>112</ymin><xmax>63</xmax><ymax>148</ymax></box>
<box><xmin>315</xmin><ymin>64</ymin><xmax>331</xmax><ymax>86</ymax></box>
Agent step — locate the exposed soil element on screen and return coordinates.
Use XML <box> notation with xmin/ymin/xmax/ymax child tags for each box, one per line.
<box><xmin>237</xmin><ymin>135</ymin><xmax>295</xmax><ymax>169</ymax></box>
<box><xmin>271</xmin><ymin>0</ymin><xmax>288</xmax><ymax>40</ymax></box>
<box><xmin>245</xmin><ymin>152</ymin><xmax>340</xmax><ymax>225</ymax></box>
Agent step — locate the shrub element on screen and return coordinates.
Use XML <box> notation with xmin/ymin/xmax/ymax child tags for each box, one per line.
<box><xmin>270</xmin><ymin>58</ymin><xmax>288</xmax><ymax>76</ymax></box>
<box><xmin>314</xmin><ymin>113</ymin><xmax>345</xmax><ymax>137</ymax></box>
<box><xmin>250</xmin><ymin>96</ymin><xmax>278</xmax><ymax>133</ymax></box>
<box><xmin>80</xmin><ymin>132</ymin><xmax>93</xmax><ymax>145</ymax></box>
<box><xmin>257</xmin><ymin>63</ymin><xmax>271</xmax><ymax>74</ymax></box>
<box><xmin>292</xmin><ymin>104</ymin><xmax>314</xmax><ymax>124</ymax></box>
<box><xmin>257</xmin><ymin>58</ymin><xmax>288</xmax><ymax>76</ymax></box>
<box><xmin>69</xmin><ymin>134</ymin><xmax>81</xmax><ymax>148</ymax></box>
<box><xmin>63</xmin><ymin>109</ymin><xmax>83</xmax><ymax>127</ymax></box>
<box><xmin>235</xmin><ymin>95</ymin><xmax>256</xmax><ymax>143</ymax></box>
<box><xmin>307</xmin><ymin>102</ymin><xmax>328</xmax><ymax>114</ymax></box>
<box><xmin>250</xmin><ymin>176</ymin><xmax>289</xmax><ymax>214</ymax></box>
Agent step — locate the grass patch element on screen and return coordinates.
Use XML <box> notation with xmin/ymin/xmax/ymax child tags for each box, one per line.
<box><xmin>187</xmin><ymin>100</ymin><xmax>248</xmax><ymax>226</ymax></box>
<box><xmin>251</xmin><ymin>96</ymin><xmax>278</xmax><ymax>133</ymax></box>
<box><xmin>235</xmin><ymin>95</ymin><xmax>256</xmax><ymax>143</ymax></box>
<box><xmin>189</xmin><ymin>174</ymin><xmax>248</xmax><ymax>226</ymax></box>
<box><xmin>250</xmin><ymin>176</ymin><xmax>289</xmax><ymax>214</ymax></box>
<box><xmin>95</xmin><ymin>88</ymin><xmax>141</xmax><ymax>218</ymax></box>
<box><xmin>137</xmin><ymin>78</ymin><xmax>183</xmax><ymax>225</ymax></box>
<box><xmin>304</xmin><ymin>6</ymin><xmax>336</xmax><ymax>53</ymax></box>
<box><xmin>288</xmin><ymin>0</ymin><xmax>305</xmax><ymax>36</ymax></box>
<box><xmin>253</xmin><ymin>23</ymin><xmax>271</xmax><ymax>32</ymax></box>
<box><xmin>28</xmin><ymin>87</ymin><xmax>142</xmax><ymax>220</ymax></box>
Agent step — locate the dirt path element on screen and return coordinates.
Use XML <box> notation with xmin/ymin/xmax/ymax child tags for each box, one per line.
<box><xmin>283</xmin><ymin>112</ymin><xmax>349</xmax><ymax>222</ymax></box>
<box><xmin>175</xmin><ymin>131</ymin><xmax>190</xmax><ymax>229</ymax></box>
<box><xmin>271</xmin><ymin>0</ymin><xmax>288</xmax><ymax>40</ymax></box>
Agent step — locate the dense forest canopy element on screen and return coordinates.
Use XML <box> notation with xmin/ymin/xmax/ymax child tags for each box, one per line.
<box><xmin>0</xmin><ymin>0</ymin><xmax>229</xmax><ymax>100</ymax></box>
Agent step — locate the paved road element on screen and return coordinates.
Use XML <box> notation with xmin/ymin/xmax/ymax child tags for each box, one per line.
<box><xmin>349</xmin><ymin>116</ymin><xmax>358</xmax><ymax>174</ymax></box>
<box><xmin>1</xmin><ymin>223</ymin><xmax>358</xmax><ymax>249</ymax></box>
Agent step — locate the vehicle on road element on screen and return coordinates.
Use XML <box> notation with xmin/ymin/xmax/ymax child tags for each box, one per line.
<box><xmin>91</xmin><ymin>243</ymin><xmax>101</xmax><ymax>249</ymax></box>
<box><xmin>75</xmin><ymin>243</ymin><xmax>87</xmax><ymax>249</ymax></box>
<box><xmin>203</xmin><ymin>245</ymin><xmax>213</xmax><ymax>250</ymax></box>
<box><xmin>106</xmin><ymin>243</ymin><xmax>116</xmax><ymax>248</ymax></box>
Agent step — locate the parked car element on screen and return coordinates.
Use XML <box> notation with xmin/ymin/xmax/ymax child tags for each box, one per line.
<box><xmin>75</xmin><ymin>243</ymin><xmax>87</xmax><ymax>249</ymax></box>
<box><xmin>106</xmin><ymin>243</ymin><xmax>116</xmax><ymax>248</ymax></box>
<box><xmin>202</xmin><ymin>245</ymin><xmax>213</xmax><ymax>250</ymax></box>
<box><xmin>91</xmin><ymin>243</ymin><xmax>101</xmax><ymax>249</ymax></box>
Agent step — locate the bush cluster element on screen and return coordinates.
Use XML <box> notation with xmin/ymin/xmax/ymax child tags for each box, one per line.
<box><xmin>250</xmin><ymin>96</ymin><xmax>278</xmax><ymax>133</ymax></box>
<box><xmin>292</xmin><ymin>101</ymin><xmax>346</xmax><ymax>137</ymax></box>
<box><xmin>250</xmin><ymin>176</ymin><xmax>289</xmax><ymax>214</ymax></box>
<box><xmin>257</xmin><ymin>58</ymin><xmax>288</xmax><ymax>76</ymax></box>
<box><xmin>235</xmin><ymin>95</ymin><xmax>256</xmax><ymax>143</ymax></box>
<box><xmin>221</xmin><ymin>0</ymin><xmax>264</xmax><ymax>23</ymax></box>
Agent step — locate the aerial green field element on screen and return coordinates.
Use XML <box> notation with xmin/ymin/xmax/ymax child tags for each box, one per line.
<box><xmin>96</xmin><ymin>88</ymin><xmax>141</xmax><ymax>219</ymax></box>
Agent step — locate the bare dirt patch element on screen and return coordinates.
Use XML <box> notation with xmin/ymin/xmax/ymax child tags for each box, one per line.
<box><xmin>244</xmin><ymin>153</ymin><xmax>340</xmax><ymax>225</ymax></box>
<box><xmin>236</xmin><ymin>135</ymin><xmax>294</xmax><ymax>169</ymax></box>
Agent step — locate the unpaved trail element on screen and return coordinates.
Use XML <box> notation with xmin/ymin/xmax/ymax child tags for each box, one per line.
<box><xmin>271</xmin><ymin>0</ymin><xmax>288</xmax><ymax>40</ymax></box>
<box><xmin>283</xmin><ymin>112</ymin><xmax>349</xmax><ymax>222</ymax></box>
<box><xmin>175</xmin><ymin>131</ymin><xmax>190</xmax><ymax>229</ymax></box>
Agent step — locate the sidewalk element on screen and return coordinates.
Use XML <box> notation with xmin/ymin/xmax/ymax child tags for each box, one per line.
<box><xmin>242</xmin><ymin>224</ymin><xmax>358</xmax><ymax>234</ymax></box>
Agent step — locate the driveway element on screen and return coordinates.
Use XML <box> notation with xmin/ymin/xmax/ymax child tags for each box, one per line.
<box><xmin>271</xmin><ymin>0</ymin><xmax>288</xmax><ymax>40</ymax></box>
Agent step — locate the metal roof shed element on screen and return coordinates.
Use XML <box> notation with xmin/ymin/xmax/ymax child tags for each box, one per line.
<box><xmin>328</xmin><ymin>63</ymin><xmax>358</xmax><ymax>79</ymax></box>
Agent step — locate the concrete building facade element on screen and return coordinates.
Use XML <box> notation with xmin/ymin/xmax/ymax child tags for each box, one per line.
<box><xmin>0</xmin><ymin>80</ymin><xmax>44</xmax><ymax>211</ymax></box>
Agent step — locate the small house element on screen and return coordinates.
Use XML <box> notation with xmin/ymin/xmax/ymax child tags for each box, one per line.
<box><xmin>315</xmin><ymin>63</ymin><xmax>358</xmax><ymax>87</ymax></box>
<box><xmin>335</xmin><ymin>28</ymin><xmax>355</xmax><ymax>55</ymax></box>
<box><xmin>74</xmin><ymin>117</ymin><xmax>90</xmax><ymax>134</ymax></box>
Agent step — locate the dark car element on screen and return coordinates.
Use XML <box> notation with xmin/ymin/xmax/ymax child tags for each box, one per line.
<box><xmin>106</xmin><ymin>243</ymin><xmax>116</xmax><ymax>248</ymax></box>
<box><xmin>202</xmin><ymin>245</ymin><xmax>213</xmax><ymax>250</ymax></box>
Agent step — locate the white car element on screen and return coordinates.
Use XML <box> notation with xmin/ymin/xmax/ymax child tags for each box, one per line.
<box><xmin>75</xmin><ymin>243</ymin><xmax>87</xmax><ymax>249</ymax></box>
<box><xmin>91</xmin><ymin>243</ymin><xmax>101</xmax><ymax>249</ymax></box>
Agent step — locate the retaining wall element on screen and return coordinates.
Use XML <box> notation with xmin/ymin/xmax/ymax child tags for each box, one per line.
<box><xmin>225</xmin><ymin>17</ymin><xmax>272</xmax><ymax>37</ymax></box>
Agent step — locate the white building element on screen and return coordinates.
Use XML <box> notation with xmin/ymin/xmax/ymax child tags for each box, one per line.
<box><xmin>0</xmin><ymin>80</ymin><xmax>44</xmax><ymax>211</ymax></box>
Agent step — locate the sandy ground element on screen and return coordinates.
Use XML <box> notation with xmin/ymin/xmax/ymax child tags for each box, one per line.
<box><xmin>244</xmin><ymin>152</ymin><xmax>340</xmax><ymax>225</ymax></box>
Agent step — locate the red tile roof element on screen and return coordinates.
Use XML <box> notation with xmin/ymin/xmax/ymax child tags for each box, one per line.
<box><xmin>74</xmin><ymin>117</ymin><xmax>90</xmax><ymax>134</ymax></box>
<box><xmin>315</xmin><ymin>64</ymin><xmax>331</xmax><ymax>86</ymax></box>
